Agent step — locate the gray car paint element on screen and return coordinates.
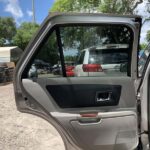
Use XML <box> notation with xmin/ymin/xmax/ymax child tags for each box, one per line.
<box><xmin>13</xmin><ymin>13</ymin><xmax>142</xmax><ymax>150</ymax></box>
<box><xmin>139</xmin><ymin>58</ymin><xmax>150</xmax><ymax>148</ymax></box>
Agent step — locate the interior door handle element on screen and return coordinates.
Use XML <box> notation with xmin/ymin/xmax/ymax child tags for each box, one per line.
<box><xmin>78</xmin><ymin>113</ymin><xmax>101</xmax><ymax>125</ymax></box>
<box><xmin>96</xmin><ymin>91</ymin><xmax>112</xmax><ymax>102</ymax></box>
<box><xmin>78</xmin><ymin>117</ymin><xmax>101</xmax><ymax>125</ymax></box>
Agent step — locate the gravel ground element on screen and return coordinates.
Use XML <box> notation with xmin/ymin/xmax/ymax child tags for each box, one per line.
<box><xmin>0</xmin><ymin>84</ymin><xmax>65</xmax><ymax>150</ymax></box>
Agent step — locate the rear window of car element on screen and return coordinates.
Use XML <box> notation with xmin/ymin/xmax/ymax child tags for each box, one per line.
<box><xmin>77</xmin><ymin>51</ymin><xmax>85</xmax><ymax>64</ymax></box>
<box><xmin>88</xmin><ymin>48</ymin><xmax>128</xmax><ymax>64</ymax></box>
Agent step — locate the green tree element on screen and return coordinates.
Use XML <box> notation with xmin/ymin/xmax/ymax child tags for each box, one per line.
<box><xmin>36</xmin><ymin>31</ymin><xmax>59</xmax><ymax>65</ymax></box>
<box><xmin>64</xmin><ymin>55</ymin><xmax>77</xmax><ymax>62</ymax></box>
<box><xmin>146</xmin><ymin>30</ymin><xmax>150</xmax><ymax>42</ymax></box>
<box><xmin>50</xmin><ymin>0</ymin><xmax>144</xmax><ymax>51</ymax></box>
<box><xmin>51</xmin><ymin>0</ymin><xmax>143</xmax><ymax>14</ymax></box>
<box><xmin>98</xmin><ymin>0</ymin><xmax>143</xmax><ymax>14</ymax></box>
<box><xmin>0</xmin><ymin>17</ymin><xmax>16</xmax><ymax>46</ymax></box>
<box><xmin>51</xmin><ymin>0</ymin><xmax>101</xmax><ymax>13</ymax></box>
<box><xmin>13</xmin><ymin>22</ymin><xmax>39</xmax><ymax>50</ymax></box>
<box><xmin>60</xmin><ymin>25</ymin><xmax>132</xmax><ymax>52</ymax></box>
<box><xmin>140</xmin><ymin>43</ymin><xmax>147</xmax><ymax>50</ymax></box>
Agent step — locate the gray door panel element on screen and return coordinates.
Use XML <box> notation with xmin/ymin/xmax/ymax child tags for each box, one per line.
<box><xmin>139</xmin><ymin>52</ymin><xmax>150</xmax><ymax>146</ymax></box>
<box><xmin>22</xmin><ymin>77</ymin><xmax>136</xmax><ymax>111</ymax></box>
<box><xmin>22</xmin><ymin>77</ymin><xmax>138</xmax><ymax>150</ymax></box>
<box><xmin>14</xmin><ymin>13</ymin><xmax>142</xmax><ymax>150</ymax></box>
<box><xmin>51</xmin><ymin>111</ymin><xmax>138</xmax><ymax>150</ymax></box>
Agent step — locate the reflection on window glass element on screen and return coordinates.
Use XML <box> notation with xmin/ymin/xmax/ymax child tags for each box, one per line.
<box><xmin>28</xmin><ymin>30</ymin><xmax>62</xmax><ymax>78</ymax></box>
<box><xmin>77</xmin><ymin>51</ymin><xmax>85</xmax><ymax>65</ymax></box>
<box><xmin>28</xmin><ymin>25</ymin><xmax>133</xmax><ymax>78</ymax></box>
<box><xmin>88</xmin><ymin>48</ymin><xmax>128</xmax><ymax>64</ymax></box>
<box><xmin>60</xmin><ymin>25</ymin><xmax>132</xmax><ymax>77</ymax></box>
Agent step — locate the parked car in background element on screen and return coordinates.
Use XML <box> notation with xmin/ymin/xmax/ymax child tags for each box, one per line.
<box><xmin>66</xmin><ymin>65</ymin><xmax>75</xmax><ymax>77</ymax></box>
<box><xmin>74</xmin><ymin>44</ymin><xmax>128</xmax><ymax>77</ymax></box>
<box><xmin>34</xmin><ymin>59</ymin><xmax>52</xmax><ymax>74</ymax></box>
<box><xmin>0</xmin><ymin>62</ymin><xmax>15</xmax><ymax>83</ymax></box>
<box><xmin>52</xmin><ymin>64</ymin><xmax>62</xmax><ymax>75</ymax></box>
<box><xmin>28</xmin><ymin>59</ymin><xmax>52</xmax><ymax>78</ymax></box>
<box><xmin>28</xmin><ymin>64</ymin><xmax>38</xmax><ymax>78</ymax></box>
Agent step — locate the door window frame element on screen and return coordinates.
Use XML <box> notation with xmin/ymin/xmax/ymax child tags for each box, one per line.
<box><xmin>21</xmin><ymin>23</ymin><xmax>134</xmax><ymax>79</ymax></box>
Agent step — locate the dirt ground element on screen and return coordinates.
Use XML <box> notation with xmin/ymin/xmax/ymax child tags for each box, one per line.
<box><xmin>0</xmin><ymin>84</ymin><xmax>65</xmax><ymax>150</ymax></box>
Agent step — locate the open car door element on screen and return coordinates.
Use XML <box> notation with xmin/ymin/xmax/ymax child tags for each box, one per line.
<box><xmin>13</xmin><ymin>13</ymin><xmax>142</xmax><ymax>150</ymax></box>
<box><xmin>137</xmin><ymin>43</ymin><xmax>150</xmax><ymax>150</ymax></box>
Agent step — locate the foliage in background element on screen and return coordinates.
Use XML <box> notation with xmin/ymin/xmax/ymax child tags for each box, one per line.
<box><xmin>140</xmin><ymin>43</ymin><xmax>147</xmax><ymax>50</ymax></box>
<box><xmin>60</xmin><ymin>26</ymin><xmax>132</xmax><ymax>51</ymax></box>
<box><xmin>51</xmin><ymin>0</ymin><xmax>143</xmax><ymax>14</ymax></box>
<box><xmin>64</xmin><ymin>55</ymin><xmax>77</xmax><ymax>62</ymax></box>
<box><xmin>98</xmin><ymin>0</ymin><xmax>143</xmax><ymax>14</ymax></box>
<box><xmin>146</xmin><ymin>30</ymin><xmax>150</xmax><ymax>42</ymax></box>
<box><xmin>36</xmin><ymin>31</ymin><xmax>59</xmax><ymax>65</ymax></box>
<box><xmin>51</xmin><ymin>0</ymin><xmax>101</xmax><ymax>13</ymax></box>
<box><xmin>50</xmin><ymin>0</ymin><xmax>143</xmax><ymax>52</ymax></box>
<box><xmin>13</xmin><ymin>22</ymin><xmax>39</xmax><ymax>50</ymax></box>
<box><xmin>0</xmin><ymin>17</ymin><xmax>16</xmax><ymax>46</ymax></box>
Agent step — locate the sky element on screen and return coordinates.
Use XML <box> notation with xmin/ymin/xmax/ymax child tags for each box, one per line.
<box><xmin>0</xmin><ymin>0</ymin><xmax>149</xmax><ymax>43</ymax></box>
<box><xmin>0</xmin><ymin>0</ymin><xmax>55</xmax><ymax>24</ymax></box>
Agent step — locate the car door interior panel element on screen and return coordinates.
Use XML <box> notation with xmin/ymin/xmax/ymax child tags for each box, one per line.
<box><xmin>51</xmin><ymin>111</ymin><xmax>138</xmax><ymax>150</ymax></box>
<box><xmin>70</xmin><ymin>115</ymin><xmax>137</xmax><ymax>150</ymax></box>
<box><xmin>14</xmin><ymin>14</ymin><xmax>142</xmax><ymax>150</ymax></box>
<box><xmin>22</xmin><ymin>76</ymin><xmax>136</xmax><ymax>110</ymax></box>
<box><xmin>43</xmin><ymin>77</ymin><xmax>136</xmax><ymax>108</ymax></box>
<box><xmin>21</xmin><ymin>76</ymin><xmax>138</xmax><ymax>150</ymax></box>
<box><xmin>46</xmin><ymin>84</ymin><xmax>121</xmax><ymax>108</ymax></box>
<box><xmin>21</xmin><ymin>73</ymin><xmax>138</xmax><ymax>150</ymax></box>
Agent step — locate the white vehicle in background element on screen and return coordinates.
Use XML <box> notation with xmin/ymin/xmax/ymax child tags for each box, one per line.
<box><xmin>74</xmin><ymin>44</ymin><xmax>129</xmax><ymax>77</ymax></box>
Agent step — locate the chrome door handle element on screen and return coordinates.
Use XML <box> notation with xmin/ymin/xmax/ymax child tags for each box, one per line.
<box><xmin>96</xmin><ymin>92</ymin><xmax>112</xmax><ymax>102</ymax></box>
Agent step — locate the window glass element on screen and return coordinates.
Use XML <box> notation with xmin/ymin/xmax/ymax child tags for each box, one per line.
<box><xmin>28</xmin><ymin>30</ymin><xmax>62</xmax><ymax>78</ymax></box>
<box><xmin>88</xmin><ymin>49</ymin><xmax>128</xmax><ymax>64</ymax></box>
<box><xmin>27</xmin><ymin>25</ymin><xmax>133</xmax><ymax>78</ymax></box>
<box><xmin>60</xmin><ymin>25</ymin><xmax>132</xmax><ymax>77</ymax></box>
<box><xmin>77</xmin><ymin>51</ymin><xmax>85</xmax><ymax>64</ymax></box>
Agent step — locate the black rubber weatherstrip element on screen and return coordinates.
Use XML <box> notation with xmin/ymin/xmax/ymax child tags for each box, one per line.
<box><xmin>56</xmin><ymin>27</ymin><xmax>66</xmax><ymax>77</ymax></box>
<box><xmin>148</xmin><ymin>74</ymin><xmax>150</xmax><ymax>144</ymax></box>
